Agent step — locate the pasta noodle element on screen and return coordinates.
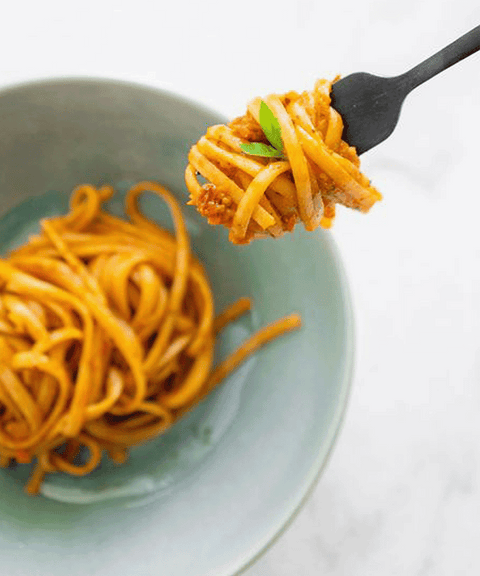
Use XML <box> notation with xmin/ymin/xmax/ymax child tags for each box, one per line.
<box><xmin>0</xmin><ymin>181</ymin><xmax>301</xmax><ymax>494</ymax></box>
<box><xmin>185</xmin><ymin>78</ymin><xmax>382</xmax><ymax>243</ymax></box>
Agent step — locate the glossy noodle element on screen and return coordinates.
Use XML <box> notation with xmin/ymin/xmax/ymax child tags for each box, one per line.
<box><xmin>0</xmin><ymin>181</ymin><xmax>301</xmax><ymax>494</ymax></box>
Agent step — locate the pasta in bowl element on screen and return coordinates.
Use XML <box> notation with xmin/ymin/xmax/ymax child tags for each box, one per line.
<box><xmin>0</xmin><ymin>180</ymin><xmax>300</xmax><ymax>494</ymax></box>
<box><xmin>0</xmin><ymin>78</ymin><xmax>353</xmax><ymax>576</ymax></box>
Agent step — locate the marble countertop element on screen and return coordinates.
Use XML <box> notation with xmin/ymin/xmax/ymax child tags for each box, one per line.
<box><xmin>2</xmin><ymin>1</ymin><xmax>480</xmax><ymax>573</ymax></box>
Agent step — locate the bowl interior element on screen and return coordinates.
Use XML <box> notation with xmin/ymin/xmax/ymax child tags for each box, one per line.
<box><xmin>0</xmin><ymin>79</ymin><xmax>353</xmax><ymax>576</ymax></box>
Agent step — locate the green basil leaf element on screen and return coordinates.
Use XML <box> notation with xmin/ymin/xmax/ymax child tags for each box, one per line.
<box><xmin>259</xmin><ymin>100</ymin><xmax>284</xmax><ymax>153</ymax></box>
<box><xmin>239</xmin><ymin>142</ymin><xmax>284</xmax><ymax>157</ymax></box>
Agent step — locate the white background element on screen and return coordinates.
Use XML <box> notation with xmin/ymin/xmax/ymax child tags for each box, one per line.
<box><xmin>2</xmin><ymin>1</ymin><xmax>480</xmax><ymax>574</ymax></box>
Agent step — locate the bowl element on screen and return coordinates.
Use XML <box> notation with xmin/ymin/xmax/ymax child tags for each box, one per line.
<box><xmin>0</xmin><ymin>78</ymin><xmax>354</xmax><ymax>576</ymax></box>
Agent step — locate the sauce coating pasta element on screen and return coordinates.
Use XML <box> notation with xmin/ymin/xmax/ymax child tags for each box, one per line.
<box><xmin>185</xmin><ymin>78</ymin><xmax>382</xmax><ymax>243</ymax></box>
<box><xmin>0</xmin><ymin>182</ymin><xmax>301</xmax><ymax>494</ymax></box>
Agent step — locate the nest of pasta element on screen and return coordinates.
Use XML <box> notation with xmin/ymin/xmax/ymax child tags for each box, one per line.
<box><xmin>185</xmin><ymin>78</ymin><xmax>382</xmax><ymax>244</ymax></box>
<box><xmin>0</xmin><ymin>182</ymin><xmax>300</xmax><ymax>494</ymax></box>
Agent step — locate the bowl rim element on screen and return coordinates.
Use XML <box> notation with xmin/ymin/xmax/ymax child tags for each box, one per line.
<box><xmin>0</xmin><ymin>75</ymin><xmax>356</xmax><ymax>576</ymax></box>
<box><xmin>0</xmin><ymin>74</ymin><xmax>228</xmax><ymax>130</ymax></box>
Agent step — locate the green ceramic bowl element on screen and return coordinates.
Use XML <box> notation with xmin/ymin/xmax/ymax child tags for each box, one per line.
<box><xmin>0</xmin><ymin>78</ymin><xmax>354</xmax><ymax>576</ymax></box>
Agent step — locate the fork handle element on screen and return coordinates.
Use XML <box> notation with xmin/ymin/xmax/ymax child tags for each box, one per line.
<box><xmin>399</xmin><ymin>24</ymin><xmax>480</xmax><ymax>92</ymax></box>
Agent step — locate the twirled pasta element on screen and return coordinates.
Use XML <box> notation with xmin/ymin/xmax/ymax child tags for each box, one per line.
<box><xmin>0</xmin><ymin>181</ymin><xmax>301</xmax><ymax>494</ymax></box>
<box><xmin>185</xmin><ymin>78</ymin><xmax>382</xmax><ymax>243</ymax></box>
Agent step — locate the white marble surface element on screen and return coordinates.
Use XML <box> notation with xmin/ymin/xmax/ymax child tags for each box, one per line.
<box><xmin>2</xmin><ymin>0</ymin><xmax>480</xmax><ymax>573</ymax></box>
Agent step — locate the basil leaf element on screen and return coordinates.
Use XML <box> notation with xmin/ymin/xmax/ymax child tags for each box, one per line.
<box><xmin>259</xmin><ymin>100</ymin><xmax>284</xmax><ymax>153</ymax></box>
<box><xmin>239</xmin><ymin>142</ymin><xmax>284</xmax><ymax>157</ymax></box>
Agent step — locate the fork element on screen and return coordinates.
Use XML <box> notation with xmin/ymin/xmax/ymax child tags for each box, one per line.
<box><xmin>330</xmin><ymin>25</ymin><xmax>480</xmax><ymax>154</ymax></box>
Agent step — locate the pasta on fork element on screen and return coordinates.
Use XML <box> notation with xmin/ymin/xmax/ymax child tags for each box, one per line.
<box><xmin>185</xmin><ymin>78</ymin><xmax>382</xmax><ymax>244</ymax></box>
